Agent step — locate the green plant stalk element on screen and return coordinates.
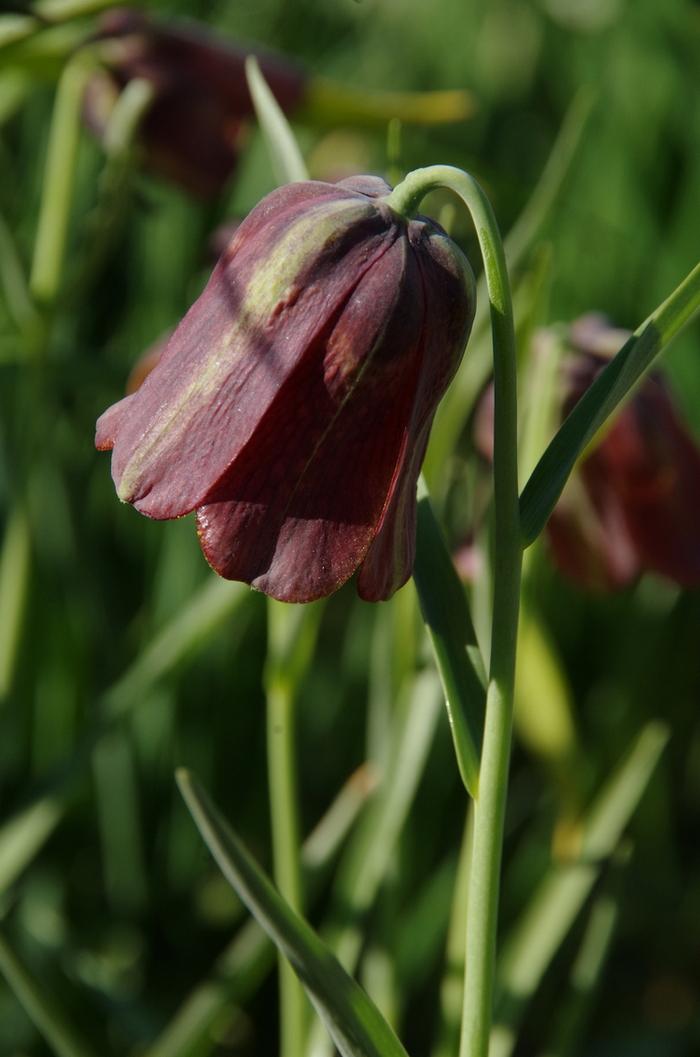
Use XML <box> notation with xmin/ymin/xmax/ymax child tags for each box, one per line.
<box><xmin>0</xmin><ymin>927</ymin><xmax>97</xmax><ymax>1057</ymax></box>
<box><xmin>29</xmin><ymin>51</ymin><xmax>93</xmax><ymax>307</ymax></box>
<box><xmin>386</xmin><ymin>167</ymin><xmax>521</xmax><ymax>1057</ymax></box>
<box><xmin>266</xmin><ymin>599</ymin><xmax>308</xmax><ymax>1057</ymax></box>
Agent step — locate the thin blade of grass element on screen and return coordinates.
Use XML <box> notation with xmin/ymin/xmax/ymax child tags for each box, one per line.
<box><xmin>490</xmin><ymin>721</ymin><xmax>669</xmax><ymax>1057</ymax></box>
<box><xmin>246</xmin><ymin>55</ymin><xmax>308</xmax><ymax>185</ymax></box>
<box><xmin>413</xmin><ymin>485</ymin><xmax>485</xmax><ymax>796</ymax></box>
<box><xmin>0</xmin><ymin>796</ymin><xmax>62</xmax><ymax>895</ymax></box>
<box><xmin>177</xmin><ymin>769</ymin><xmax>410</xmax><ymax>1057</ymax></box>
<box><xmin>146</xmin><ymin>764</ymin><xmax>377</xmax><ymax>1057</ymax></box>
<box><xmin>0</xmin><ymin>927</ymin><xmax>98</xmax><ymax>1057</ymax></box>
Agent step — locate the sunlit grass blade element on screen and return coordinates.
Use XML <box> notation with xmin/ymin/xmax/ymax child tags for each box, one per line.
<box><xmin>538</xmin><ymin>843</ymin><xmax>630</xmax><ymax>1057</ymax></box>
<box><xmin>519</xmin><ymin>261</ymin><xmax>700</xmax><ymax>547</ymax></box>
<box><xmin>0</xmin><ymin>926</ymin><xmax>98</xmax><ymax>1057</ymax></box>
<box><xmin>147</xmin><ymin>764</ymin><xmax>377</xmax><ymax>1057</ymax></box>
<box><xmin>490</xmin><ymin>721</ymin><xmax>669</xmax><ymax>1057</ymax></box>
<box><xmin>29</xmin><ymin>50</ymin><xmax>93</xmax><ymax>306</ymax></box>
<box><xmin>0</xmin><ymin>14</ymin><xmax>40</xmax><ymax>50</ymax></box>
<box><xmin>32</xmin><ymin>0</ymin><xmax>128</xmax><ymax>18</ymax></box>
<box><xmin>413</xmin><ymin>485</ymin><xmax>485</xmax><ymax>796</ymax></box>
<box><xmin>0</xmin><ymin>796</ymin><xmax>62</xmax><ymax>895</ymax></box>
<box><xmin>177</xmin><ymin>769</ymin><xmax>410</xmax><ymax>1057</ymax></box>
<box><xmin>306</xmin><ymin>669</ymin><xmax>443</xmax><ymax>1057</ymax></box>
<box><xmin>246</xmin><ymin>55</ymin><xmax>308</xmax><ymax>185</ymax></box>
<box><xmin>503</xmin><ymin>87</ymin><xmax>594</xmax><ymax>272</ymax></box>
<box><xmin>322</xmin><ymin>670</ymin><xmax>443</xmax><ymax>972</ymax></box>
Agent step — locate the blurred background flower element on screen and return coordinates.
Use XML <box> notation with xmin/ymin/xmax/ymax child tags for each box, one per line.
<box><xmin>547</xmin><ymin>319</ymin><xmax>700</xmax><ymax>592</ymax></box>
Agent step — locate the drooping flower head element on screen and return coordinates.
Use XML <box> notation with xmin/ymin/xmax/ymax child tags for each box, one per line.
<box><xmin>467</xmin><ymin>313</ymin><xmax>700</xmax><ymax>592</ymax></box>
<box><xmin>547</xmin><ymin>324</ymin><xmax>700</xmax><ymax>592</ymax></box>
<box><xmin>96</xmin><ymin>176</ymin><xmax>476</xmax><ymax>602</ymax></box>
<box><xmin>84</xmin><ymin>10</ymin><xmax>476</xmax><ymax>199</ymax></box>
<box><xmin>85</xmin><ymin>8</ymin><xmax>307</xmax><ymax>197</ymax></box>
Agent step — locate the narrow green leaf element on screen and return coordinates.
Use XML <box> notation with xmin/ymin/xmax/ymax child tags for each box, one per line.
<box><xmin>0</xmin><ymin>927</ymin><xmax>98</xmax><ymax>1057</ymax></box>
<box><xmin>146</xmin><ymin>765</ymin><xmax>377</xmax><ymax>1057</ymax></box>
<box><xmin>503</xmin><ymin>87</ymin><xmax>594</xmax><ymax>272</ymax></box>
<box><xmin>245</xmin><ymin>55</ymin><xmax>308</xmax><ymax>186</ymax></box>
<box><xmin>519</xmin><ymin>262</ymin><xmax>700</xmax><ymax>547</ymax></box>
<box><xmin>0</xmin><ymin>796</ymin><xmax>62</xmax><ymax>895</ymax></box>
<box><xmin>30</xmin><ymin>51</ymin><xmax>95</xmax><ymax>305</ymax></box>
<box><xmin>0</xmin><ymin>505</ymin><xmax>31</xmax><ymax>702</ymax></box>
<box><xmin>177</xmin><ymin>769</ymin><xmax>410</xmax><ymax>1057</ymax></box>
<box><xmin>413</xmin><ymin>485</ymin><xmax>485</xmax><ymax>796</ymax></box>
<box><xmin>490</xmin><ymin>722</ymin><xmax>668</xmax><ymax>1057</ymax></box>
<box><xmin>0</xmin><ymin>14</ymin><xmax>39</xmax><ymax>51</ymax></box>
<box><xmin>308</xmin><ymin>670</ymin><xmax>442</xmax><ymax>1057</ymax></box>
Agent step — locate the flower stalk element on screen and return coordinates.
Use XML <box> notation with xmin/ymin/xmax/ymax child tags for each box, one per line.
<box><xmin>386</xmin><ymin>167</ymin><xmax>522</xmax><ymax>1057</ymax></box>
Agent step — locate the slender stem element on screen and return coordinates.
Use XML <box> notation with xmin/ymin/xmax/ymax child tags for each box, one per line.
<box><xmin>265</xmin><ymin>599</ymin><xmax>308</xmax><ymax>1057</ymax></box>
<box><xmin>386</xmin><ymin>167</ymin><xmax>522</xmax><ymax>1057</ymax></box>
<box><xmin>30</xmin><ymin>52</ymin><xmax>93</xmax><ymax>307</ymax></box>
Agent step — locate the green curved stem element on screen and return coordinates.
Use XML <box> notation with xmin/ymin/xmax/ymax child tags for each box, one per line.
<box><xmin>386</xmin><ymin>167</ymin><xmax>522</xmax><ymax>1057</ymax></box>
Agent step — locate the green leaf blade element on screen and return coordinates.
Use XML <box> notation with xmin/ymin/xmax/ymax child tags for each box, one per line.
<box><xmin>519</xmin><ymin>261</ymin><xmax>700</xmax><ymax>547</ymax></box>
<box><xmin>177</xmin><ymin>770</ymin><xmax>409</xmax><ymax>1057</ymax></box>
<box><xmin>413</xmin><ymin>488</ymin><xmax>485</xmax><ymax>796</ymax></box>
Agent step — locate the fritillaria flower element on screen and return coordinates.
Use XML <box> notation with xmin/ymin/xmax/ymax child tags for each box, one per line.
<box><xmin>85</xmin><ymin>9</ymin><xmax>475</xmax><ymax>199</ymax></box>
<box><xmin>96</xmin><ymin>176</ymin><xmax>476</xmax><ymax>603</ymax></box>
<box><xmin>547</xmin><ymin>336</ymin><xmax>700</xmax><ymax>592</ymax></box>
<box><xmin>468</xmin><ymin>314</ymin><xmax>700</xmax><ymax>592</ymax></box>
<box><xmin>85</xmin><ymin>8</ymin><xmax>307</xmax><ymax>197</ymax></box>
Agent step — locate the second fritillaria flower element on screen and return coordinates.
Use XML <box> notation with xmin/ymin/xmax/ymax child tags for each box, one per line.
<box><xmin>96</xmin><ymin>176</ymin><xmax>476</xmax><ymax>603</ymax></box>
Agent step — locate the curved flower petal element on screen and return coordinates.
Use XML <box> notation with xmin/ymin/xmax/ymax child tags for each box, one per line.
<box><xmin>96</xmin><ymin>177</ymin><xmax>476</xmax><ymax>602</ymax></box>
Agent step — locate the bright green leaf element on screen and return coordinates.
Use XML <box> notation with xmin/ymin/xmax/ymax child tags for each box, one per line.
<box><xmin>413</xmin><ymin>485</ymin><xmax>485</xmax><ymax>796</ymax></box>
<box><xmin>519</xmin><ymin>262</ymin><xmax>700</xmax><ymax>547</ymax></box>
<box><xmin>177</xmin><ymin>769</ymin><xmax>410</xmax><ymax>1057</ymax></box>
<box><xmin>245</xmin><ymin>54</ymin><xmax>308</xmax><ymax>186</ymax></box>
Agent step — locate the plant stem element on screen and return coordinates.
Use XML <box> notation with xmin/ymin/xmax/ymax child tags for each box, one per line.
<box><xmin>30</xmin><ymin>52</ymin><xmax>93</xmax><ymax>307</ymax></box>
<box><xmin>265</xmin><ymin>599</ymin><xmax>312</xmax><ymax>1057</ymax></box>
<box><xmin>386</xmin><ymin>167</ymin><xmax>522</xmax><ymax>1057</ymax></box>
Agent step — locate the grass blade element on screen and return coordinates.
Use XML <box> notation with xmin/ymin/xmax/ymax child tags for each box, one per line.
<box><xmin>177</xmin><ymin>769</ymin><xmax>410</xmax><ymax>1057</ymax></box>
<box><xmin>490</xmin><ymin>721</ymin><xmax>669</xmax><ymax>1057</ymax></box>
<box><xmin>0</xmin><ymin>796</ymin><xmax>62</xmax><ymax>895</ymax></box>
<box><xmin>0</xmin><ymin>927</ymin><xmax>98</xmax><ymax>1057</ymax></box>
<box><xmin>246</xmin><ymin>54</ymin><xmax>308</xmax><ymax>185</ymax></box>
<box><xmin>413</xmin><ymin>485</ymin><xmax>485</xmax><ymax>796</ymax></box>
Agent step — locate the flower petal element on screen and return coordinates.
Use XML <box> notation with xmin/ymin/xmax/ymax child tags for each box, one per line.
<box><xmin>102</xmin><ymin>185</ymin><xmax>397</xmax><ymax>520</ymax></box>
<box><xmin>196</xmin><ymin>234</ymin><xmax>429</xmax><ymax>601</ymax></box>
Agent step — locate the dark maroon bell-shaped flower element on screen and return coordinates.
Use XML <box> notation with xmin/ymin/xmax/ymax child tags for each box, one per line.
<box><xmin>545</xmin><ymin>315</ymin><xmax>700</xmax><ymax>591</ymax></box>
<box><xmin>547</xmin><ymin>349</ymin><xmax>700</xmax><ymax>591</ymax></box>
<box><xmin>85</xmin><ymin>8</ymin><xmax>307</xmax><ymax>197</ymax></box>
<box><xmin>96</xmin><ymin>176</ymin><xmax>476</xmax><ymax>603</ymax></box>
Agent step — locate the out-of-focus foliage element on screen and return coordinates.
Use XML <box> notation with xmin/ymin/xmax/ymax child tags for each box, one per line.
<box><xmin>0</xmin><ymin>1</ymin><xmax>699</xmax><ymax>1056</ymax></box>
